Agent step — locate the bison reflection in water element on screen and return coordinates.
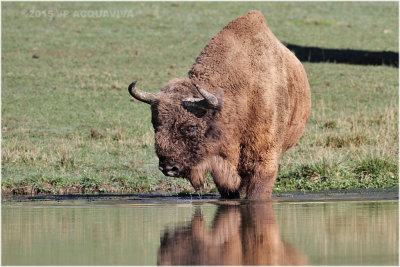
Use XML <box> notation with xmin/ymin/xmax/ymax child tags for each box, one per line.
<box><xmin>157</xmin><ymin>202</ymin><xmax>309</xmax><ymax>265</ymax></box>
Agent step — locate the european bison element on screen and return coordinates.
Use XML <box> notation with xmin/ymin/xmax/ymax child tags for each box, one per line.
<box><xmin>157</xmin><ymin>202</ymin><xmax>309</xmax><ymax>265</ymax></box>
<box><xmin>129</xmin><ymin>10</ymin><xmax>311</xmax><ymax>199</ymax></box>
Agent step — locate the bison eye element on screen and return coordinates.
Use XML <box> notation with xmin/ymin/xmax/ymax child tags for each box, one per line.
<box><xmin>180</xmin><ymin>125</ymin><xmax>198</xmax><ymax>137</ymax></box>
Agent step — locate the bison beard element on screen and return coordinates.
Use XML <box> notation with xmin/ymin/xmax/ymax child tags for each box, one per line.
<box><xmin>128</xmin><ymin>10</ymin><xmax>311</xmax><ymax>199</ymax></box>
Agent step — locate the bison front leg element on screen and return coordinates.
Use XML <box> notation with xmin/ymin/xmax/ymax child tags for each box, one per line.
<box><xmin>246</xmin><ymin>162</ymin><xmax>278</xmax><ymax>200</ymax></box>
<box><xmin>190</xmin><ymin>156</ymin><xmax>241</xmax><ymax>199</ymax></box>
<box><xmin>209</xmin><ymin>156</ymin><xmax>241</xmax><ymax>199</ymax></box>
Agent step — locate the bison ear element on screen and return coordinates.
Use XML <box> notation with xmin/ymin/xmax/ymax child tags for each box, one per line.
<box><xmin>181</xmin><ymin>102</ymin><xmax>208</xmax><ymax>118</ymax></box>
<box><xmin>182</xmin><ymin>86</ymin><xmax>222</xmax><ymax>117</ymax></box>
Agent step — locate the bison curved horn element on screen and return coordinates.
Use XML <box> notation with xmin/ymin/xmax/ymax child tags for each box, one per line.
<box><xmin>194</xmin><ymin>84</ymin><xmax>219</xmax><ymax>108</ymax></box>
<box><xmin>128</xmin><ymin>81</ymin><xmax>155</xmax><ymax>104</ymax></box>
<box><xmin>183</xmin><ymin>84</ymin><xmax>220</xmax><ymax>111</ymax></box>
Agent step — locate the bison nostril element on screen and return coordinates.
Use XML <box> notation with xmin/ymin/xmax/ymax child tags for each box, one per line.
<box><xmin>171</xmin><ymin>166</ymin><xmax>179</xmax><ymax>172</ymax></box>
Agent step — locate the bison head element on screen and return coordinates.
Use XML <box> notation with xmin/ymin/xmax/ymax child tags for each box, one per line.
<box><xmin>129</xmin><ymin>79</ymin><xmax>222</xmax><ymax>188</ymax></box>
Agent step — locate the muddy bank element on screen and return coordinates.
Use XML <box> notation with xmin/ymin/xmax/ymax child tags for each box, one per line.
<box><xmin>2</xmin><ymin>188</ymin><xmax>398</xmax><ymax>203</ymax></box>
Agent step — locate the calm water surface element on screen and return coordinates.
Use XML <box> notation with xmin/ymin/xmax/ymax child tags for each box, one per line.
<box><xmin>2</xmin><ymin>197</ymin><xmax>398</xmax><ymax>265</ymax></box>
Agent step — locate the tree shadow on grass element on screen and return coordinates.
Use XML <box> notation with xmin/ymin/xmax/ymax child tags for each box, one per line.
<box><xmin>284</xmin><ymin>43</ymin><xmax>398</xmax><ymax>67</ymax></box>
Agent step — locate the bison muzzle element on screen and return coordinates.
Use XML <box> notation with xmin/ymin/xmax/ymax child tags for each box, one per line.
<box><xmin>128</xmin><ymin>10</ymin><xmax>311</xmax><ymax>199</ymax></box>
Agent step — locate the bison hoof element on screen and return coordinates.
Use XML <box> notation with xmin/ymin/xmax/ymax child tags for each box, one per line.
<box><xmin>219</xmin><ymin>190</ymin><xmax>240</xmax><ymax>199</ymax></box>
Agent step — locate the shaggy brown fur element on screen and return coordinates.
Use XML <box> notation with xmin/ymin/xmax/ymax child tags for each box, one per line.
<box><xmin>157</xmin><ymin>202</ymin><xmax>309</xmax><ymax>265</ymax></box>
<box><xmin>135</xmin><ymin>10</ymin><xmax>310</xmax><ymax>199</ymax></box>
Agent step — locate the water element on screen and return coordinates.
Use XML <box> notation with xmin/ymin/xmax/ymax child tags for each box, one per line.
<box><xmin>2</xmin><ymin>196</ymin><xmax>398</xmax><ymax>265</ymax></box>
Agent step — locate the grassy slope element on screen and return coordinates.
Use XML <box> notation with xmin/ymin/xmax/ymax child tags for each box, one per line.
<box><xmin>2</xmin><ymin>2</ymin><xmax>398</xmax><ymax>195</ymax></box>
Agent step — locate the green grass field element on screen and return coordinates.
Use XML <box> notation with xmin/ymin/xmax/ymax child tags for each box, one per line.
<box><xmin>2</xmin><ymin>2</ymin><xmax>398</xmax><ymax>195</ymax></box>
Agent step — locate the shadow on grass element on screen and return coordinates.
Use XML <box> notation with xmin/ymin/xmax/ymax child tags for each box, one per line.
<box><xmin>285</xmin><ymin>43</ymin><xmax>399</xmax><ymax>67</ymax></box>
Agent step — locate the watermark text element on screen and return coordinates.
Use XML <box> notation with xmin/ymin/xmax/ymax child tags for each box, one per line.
<box><xmin>25</xmin><ymin>9</ymin><xmax>135</xmax><ymax>19</ymax></box>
